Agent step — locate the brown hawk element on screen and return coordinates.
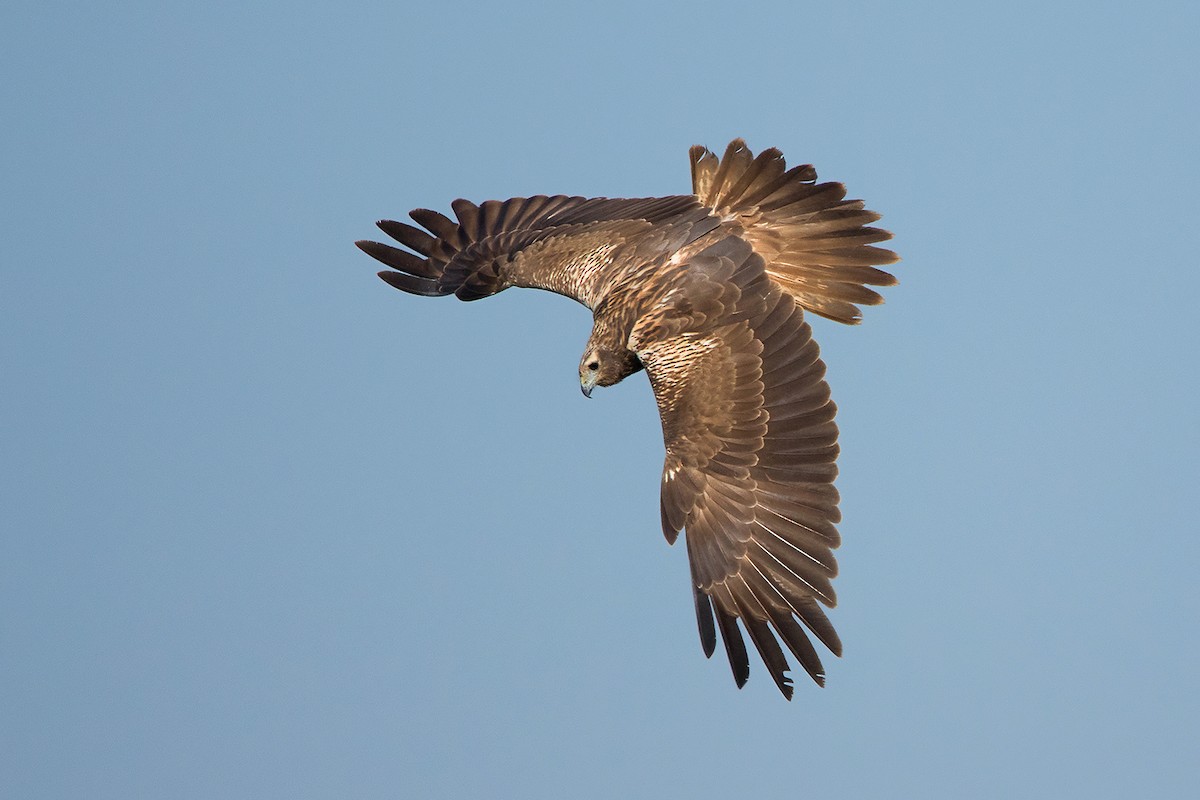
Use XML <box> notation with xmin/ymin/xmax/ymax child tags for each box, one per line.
<box><xmin>357</xmin><ymin>139</ymin><xmax>898</xmax><ymax>698</ymax></box>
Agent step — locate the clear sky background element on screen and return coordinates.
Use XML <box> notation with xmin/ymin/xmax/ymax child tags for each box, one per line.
<box><xmin>3</xmin><ymin>1</ymin><xmax>1198</xmax><ymax>797</ymax></box>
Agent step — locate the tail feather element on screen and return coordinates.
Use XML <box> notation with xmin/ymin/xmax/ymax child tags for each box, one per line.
<box><xmin>724</xmin><ymin>147</ymin><xmax>788</xmax><ymax>207</ymax></box>
<box><xmin>689</xmin><ymin>145</ymin><xmax>719</xmax><ymax>200</ymax></box>
<box><xmin>691</xmin><ymin>138</ymin><xmax>899</xmax><ymax>324</ymax></box>
<box><xmin>709</xmin><ymin>139</ymin><xmax>753</xmax><ymax>205</ymax></box>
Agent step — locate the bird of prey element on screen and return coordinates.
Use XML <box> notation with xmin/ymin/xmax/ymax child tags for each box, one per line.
<box><xmin>356</xmin><ymin>139</ymin><xmax>897</xmax><ymax>698</ymax></box>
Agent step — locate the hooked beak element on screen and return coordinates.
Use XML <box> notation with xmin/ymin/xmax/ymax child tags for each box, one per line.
<box><xmin>581</xmin><ymin>375</ymin><xmax>596</xmax><ymax>398</ymax></box>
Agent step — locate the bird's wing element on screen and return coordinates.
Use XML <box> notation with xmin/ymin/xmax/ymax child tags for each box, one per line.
<box><xmin>631</xmin><ymin>235</ymin><xmax>842</xmax><ymax>699</ymax></box>
<box><xmin>691</xmin><ymin>138</ymin><xmax>899</xmax><ymax>324</ymax></box>
<box><xmin>357</xmin><ymin>194</ymin><xmax>719</xmax><ymax>309</ymax></box>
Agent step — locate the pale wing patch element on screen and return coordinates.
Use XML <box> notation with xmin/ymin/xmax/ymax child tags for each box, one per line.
<box><xmin>508</xmin><ymin>233</ymin><xmax>624</xmax><ymax>309</ymax></box>
<box><xmin>635</xmin><ymin>331</ymin><xmax>722</xmax><ymax>413</ymax></box>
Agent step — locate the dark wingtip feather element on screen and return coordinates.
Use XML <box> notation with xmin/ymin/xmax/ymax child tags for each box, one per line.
<box><xmin>376</xmin><ymin>219</ymin><xmax>437</xmax><ymax>256</ymax></box>
<box><xmin>742</xmin><ymin>614</ymin><xmax>795</xmax><ymax>699</ymax></box>
<box><xmin>355</xmin><ymin>239</ymin><xmax>439</xmax><ymax>279</ymax></box>
<box><xmin>715</xmin><ymin>611</ymin><xmax>750</xmax><ymax>688</ymax></box>
<box><xmin>660</xmin><ymin>498</ymin><xmax>681</xmax><ymax>545</ymax></box>
<box><xmin>693</xmin><ymin>584</ymin><xmax>717</xmax><ymax>658</ymax></box>
<box><xmin>451</xmin><ymin>198</ymin><xmax>480</xmax><ymax>233</ymax></box>
<box><xmin>796</xmin><ymin>600</ymin><xmax>843</xmax><ymax>657</ymax></box>
<box><xmin>376</xmin><ymin>270</ymin><xmax>447</xmax><ymax>297</ymax></box>
<box><xmin>409</xmin><ymin>208</ymin><xmax>458</xmax><ymax>239</ymax></box>
<box><xmin>767</xmin><ymin>608</ymin><xmax>828</xmax><ymax>687</ymax></box>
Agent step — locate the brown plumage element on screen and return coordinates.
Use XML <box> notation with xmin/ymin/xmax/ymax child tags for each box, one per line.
<box><xmin>356</xmin><ymin>139</ymin><xmax>898</xmax><ymax>699</ymax></box>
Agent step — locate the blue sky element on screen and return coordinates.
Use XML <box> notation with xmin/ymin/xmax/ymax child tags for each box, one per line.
<box><xmin>3</xmin><ymin>1</ymin><xmax>1198</xmax><ymax>797</ymax></box>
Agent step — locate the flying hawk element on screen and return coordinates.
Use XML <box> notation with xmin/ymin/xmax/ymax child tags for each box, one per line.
<box><xmin>356</xmin><ymin>139</ymin><xmax>897</xmax><ymax>698</ymax></box>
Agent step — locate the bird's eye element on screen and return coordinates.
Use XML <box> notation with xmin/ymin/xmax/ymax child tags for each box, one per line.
<box><xmin>587</xmin><ymin>361</ymin><xmax>599</xmax><ymax>371</ymax></box>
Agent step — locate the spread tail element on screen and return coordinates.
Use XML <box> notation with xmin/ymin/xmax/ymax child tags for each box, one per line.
<box><xmin>690</xmin><ymin>139</ymin><xmax>898</xmax><ymax>324</ymax></box>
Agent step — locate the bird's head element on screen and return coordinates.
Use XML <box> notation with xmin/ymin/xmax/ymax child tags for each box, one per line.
<box><xmin>579</xmin><ymin>346</ymin><xmax>639</xmax><ymax>398</ymax></box>
<box><xmin>579</xmin><ymin>347</ymin><xmax>616</xmax><ymax>398</ymax></box>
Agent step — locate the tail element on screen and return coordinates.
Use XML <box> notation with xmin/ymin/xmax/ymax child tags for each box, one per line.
<box><xmin>690</xmin><ymin>139</ymin><xmax>899</xmax><ymax>324</ymax></box>
<box><xmin>356</xmin><ymin>195</ymin><xmax>588</xmax><ymax>301</ymax></box>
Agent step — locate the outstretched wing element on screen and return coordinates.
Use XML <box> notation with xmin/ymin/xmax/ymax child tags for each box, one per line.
<box><xmin>691</xmin><ymin>138</ymin><xmax>899</xmax><ymax>324</ymax></box>
<box><xmin>357</xmin><ymin>194</ymin><xmax>719</xmax><ymax>309</ymax></box>
<box><xmin>631</xmin><ymin>236</ymin><xmax>842</xmax><ymax>699</ymax></box>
